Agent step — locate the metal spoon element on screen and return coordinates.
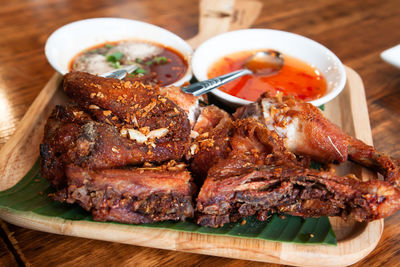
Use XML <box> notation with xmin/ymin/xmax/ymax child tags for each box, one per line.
<box><xmin>100</xmin><ymin>64</ymin><xmax>139</xmax><ymax>79</ymax></box>
<box><xmin>182</xmin><ymin>50</ymin><xmax>284</xmax><ymax>96</ymax></box>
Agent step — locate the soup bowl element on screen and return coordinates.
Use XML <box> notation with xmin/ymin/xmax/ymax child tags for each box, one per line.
<box><xmin>192</xmin><ymin>29</ymin><xmax>346</xmax><ymax>107</ymax></box>
<box><xmin>45</xmin><ymin>17</ymin><xmax>193</xmax><ymax>86</ymax></box>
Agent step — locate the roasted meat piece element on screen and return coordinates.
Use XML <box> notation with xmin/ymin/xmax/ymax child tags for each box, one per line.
<box><xmin>63</xmin><ymin>71</ymin><xmax>191</xmax><ymax>156</ymax></box>
<box><xmin>159</xmin><ymin>86</ymin><xmax>202</xmax><ymax>128</ymax></box>
<box><xmin>196</xmin><ymin>156</ymin><xmax>400</xmax><ymax>227</ymax></box>
<box><xmin>188</xmin><ymin>107</ymin><xmax>304</xmax><ymax>182</ymax></box>
<box><xmin>55</xmin><ymin>161</ymin><xmax>195</xmax><ymax>224</ymax></box>
<box><xmin>40</xmin><ymin>104</ymin><xmax>189</xmax><ymax>188</ymax></box>
<box><xmin>40</xmin><ymin>72</ymin><xmax>197</xmax><ymax>224</ymax></box>
<box><xmin>234</xmin><ymin>93</ymin><xmax>400</xmax><ymax>185</ymax></box>
<box><xmin>196</xmin><ymin>119</ymin><xmax>400</xmax><ymax>227</ymax></box>
<box><xmin>41</xmin><ymin>72</ymin><xmax>194</xmax><ymax>188</ymax></box>
<box><xmin>188</xmin><ymin>105</ymin><xmax>234</xmax><ymax>181</ymax></box>
<box><xmin>234</xmin><ymin>93</ymin><xmax>349</xmax><ymax>163</ymax></box>
<box><xmin>40</xmin><ymin>104</ymin><xmax>102</xmax><ymax>188</ymax></box>
<box><xmin>42</xmin><ymin>72</ymin><xmax>400</xmax><ymax>227</ymax></box>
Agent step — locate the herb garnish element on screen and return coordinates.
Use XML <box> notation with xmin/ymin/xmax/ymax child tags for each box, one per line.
<box><xmin>109</xmin><ymin>61</ymin><xmax>121</xmax><ymax>69</ymax></box>
<box><xmin>133</xmin><ymin>68</ymin><xmax>147</xmax><ymax>75</ymax></box>
<box><xmin>127</xmin><ymin>68</ymin><xmax>148</xmax><ymax>77</ymax></box>
<box><xmin>145</xmin><ymin>56</ymin><xmax>168</xmax><ymax>66</ymax></box>
<box><xmin>107</xmin><ymin>52</ymin><xmax>124</xmax><ymax>69</ymax></box>
<box><xmin>107</xmin><ymin>52</ymin><xmax>124</xmax><ymax>62</ymax></box>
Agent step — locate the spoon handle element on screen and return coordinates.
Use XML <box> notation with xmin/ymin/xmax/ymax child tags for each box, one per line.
<box><xmin>182</xmin><ymin>69</ymin><xmax>252</xmax><ymax>96</ymax></box>
<box><xmin>100</xmin><ymin>64</ymin><xmax>139</xmax><ymax>79</ymax></box>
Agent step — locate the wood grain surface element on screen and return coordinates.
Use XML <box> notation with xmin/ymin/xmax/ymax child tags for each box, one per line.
<box><xmin>0</xmin><ymin>0</ymin><xmax>399</xmax><ymax>266</ymax></box>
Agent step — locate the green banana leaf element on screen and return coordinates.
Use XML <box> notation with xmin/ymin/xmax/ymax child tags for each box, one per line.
<box><xmin>0</xmin><ymin>160</ymin><xmax>336</xmax><ymax>245</ymax></box>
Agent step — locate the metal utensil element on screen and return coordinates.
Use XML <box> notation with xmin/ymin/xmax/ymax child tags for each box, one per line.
<box><xmin>100</xmin><ymin>64</ymin><xmax>139</xmax><ymax>79</ymax></box>
<box><xmin>182</xmin><ymin>50</ymin><xmax>283</xmax><ymax>96</ymax></box>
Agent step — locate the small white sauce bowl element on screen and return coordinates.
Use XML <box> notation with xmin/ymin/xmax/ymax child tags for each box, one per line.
<box><xmin>192</xmin><ymin>29</ymin><xmax>346</xmax><ymax>107</ymax></box>
<box><xmin>45</xmin><ymin>18</ymin><xmax>193</xmax><ymax>86</ymax></box>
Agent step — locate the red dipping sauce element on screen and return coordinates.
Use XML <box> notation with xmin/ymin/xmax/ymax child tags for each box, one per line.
<box><xmin>207</xmin><ymin>50</ymin><xmax>327</xmax><ymax>102</ymax></box>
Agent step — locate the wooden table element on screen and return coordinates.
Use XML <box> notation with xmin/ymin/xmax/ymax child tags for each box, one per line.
<box><xmin>1</xmin><ymin>0</ymin><xmax>399</xmax><ymax>266</ymax></box>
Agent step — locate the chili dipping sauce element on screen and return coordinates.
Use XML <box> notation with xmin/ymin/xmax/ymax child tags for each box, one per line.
<box><xmin>207</xmin><ymin>50</ymin><xmax>327</xmax><ymax>102</ymax></box>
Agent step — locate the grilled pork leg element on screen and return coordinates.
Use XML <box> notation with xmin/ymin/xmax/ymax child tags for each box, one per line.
<box><xmin>196</xmin><ymin>156</ymin><xmax>400</xmax><ymax>227</ymax></box>
<box><xmin>196</xmin><ymin>118</ymin><xmax>400</xmax><ymax>227</ymax></box>
<box><xmin>188</xmin><ymin>110</ymin><xmax>305</xmax><ymax>183</ymax></box>
<box><xmin>40</xmin><ymin>104</ymin><xmax>189</xmax><ymax>188</ymax></box>
<box><xmin>63</xmin><ymin>71</ymin><xmax>191</xmax><ymax>157</ymax></box>
<box><xmin>41</xmin><ymin>72</ymin><xmax>195</xmax><ymax>188</ymax></box>
<box><xmin>159</xmin><ymin>86</ymin><xmax>202</xmax><ymax>128</ymax></box>
<box><xmin>188</xmin><ymin>105</ymin><xmax>234</xmax><ymax>181</ymax></box>
<box><xmin>234</xmin><ymin>93</ymin><xmax>400</xmax><ymax>185</ymax></box>
<box><xmin>54</xmin><ymin>162</ymin><xmax>195</xmax><ymax>224</ymax></box>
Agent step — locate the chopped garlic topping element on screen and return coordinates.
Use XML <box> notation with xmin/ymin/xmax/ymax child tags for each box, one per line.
<box><xmin>126</xmin><ymin>127</ymin><xmax>169</xmax><ymax>144</ymax></box>
<box><xmin>127</xmin><ymin>129</ymin><xmax>147</xmax><ymax>144</ymax></box>
<box><xmin>147</xmin><ymin>128</ymin><xmax>169</xmax><ymax>140</ymax></box>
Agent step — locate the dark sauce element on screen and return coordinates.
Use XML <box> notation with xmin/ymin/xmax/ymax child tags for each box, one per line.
<box><xmin>70</xmin><ymin>41</ymin><xmax>188</xmax><ymax>86</ymax></box>
<box><xmin>138</xmin><ymin>48</ymin><xmax>187</xmax><ymax>86</ymax></box>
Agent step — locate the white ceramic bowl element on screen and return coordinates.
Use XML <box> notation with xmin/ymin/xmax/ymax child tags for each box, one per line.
<box><xmin>192</xmin><ymin>29</ymin><xmax>346</xmax><ymax>106</ymax></box>
<box><xmin>45</xmin><ymin>18</ymin><xmax>193</xmax><ymax>86</ymax></box>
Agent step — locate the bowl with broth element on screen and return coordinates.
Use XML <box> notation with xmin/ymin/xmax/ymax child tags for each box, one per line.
<box><xmin>45</xmin><ymin>18</ymin><xmax>193</xmax><ymax>86</ymax></box>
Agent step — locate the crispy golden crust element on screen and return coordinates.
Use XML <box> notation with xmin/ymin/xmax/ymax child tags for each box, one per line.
<box><xmin>40</xmin><ymin>104</ymin><xmax>190</xmax><ymax>188</ymax></box>
<box><xmin>42</xmin><ymin>72</ymin><xmax>193</xmax><ymax>188</ymax></box>
<box><xmin>63</xmin><ymin>71</ymin><xmax>191</xmax><ymax>154</ymax></box>
<box><xmin>188</xmin><ymin>107</ymin><xmax>304</xmax><ymax>183</ymax></box>
<box><xmin>159</xmin><ymin>86</ymin><xmax>202</xmax><ymax>128</ymax></box>
<box><xmin>41</xmin><ymin>74</ymin><xmax>400</xmax><ymax>227</ymax></box>
<box><xmin>54</xmin><ymin>162</ymin><xmax>195</xmax><ymax>224</ymax></box>
<box><xmin>40</xmin><ymin>105</ymin><xmax>91</xmax><ymax>188</ymax></box>
<box><xmin>197</xmin><ymin>159</ymin><xmax>400</xmax><ymax>227</ymax></box>
<box><xmin>347</xmin><ymin>137</ymin><xmax>400</xmax><ymax>186</ymax></box>
<box><xmin>189</xmin><ymin>106</ymin><xmax>233</xmax><ymax>181</ymax></box>
<box><xmin>235</xmin><ymin>92</ymin><xmax>400</xmax><ymax>185</ymax></box>
<box><xmin>196</xmin><ymin>119</ymin><xmax>400</xmax><ymax>227</ymax></box>
<box><xmin>234</xmin><ymin>93</ymin><xmax>349</xmax><ymax>163</ymax></box>
<box><xmin>41</xmin><ymin>72</ymin><xmax>196</xmax><ymax>224</ymax></box>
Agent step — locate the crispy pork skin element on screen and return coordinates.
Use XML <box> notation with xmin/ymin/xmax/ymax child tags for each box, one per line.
<box><xmin>54</xmin><ymin>162</ymin><xmax>195</xmax><ymax>224</ymax></box>
<box><xmin>196</xmin><ymin>119</ymin><xmax>400</xmax><ymax>227</ymax></box>
<box><xmin>188</xmin><ymin>106</ymin><xmax>233</xmax><ymax>181</ymax></box>
<box><xmin>234</xmin><ymin>93</ymin><xmax>349</xmax><ymax>163</ymax></box>
<box><xmin>41</xmin><ymin>72</ymin><xmax>194</xmax><ymax>188</ymax></box>
<box><xmin>41</xmin><ymin>72</ymin><xmax>400</xmax><ymax>227</ymax></box>
<box><xmin>196</xmin><ymin>157</ymin><xmax>400</xmax><ymax>227</ymax></box>
<box><xmin>41</xmin><ymin>72</ymin><xmax>198</xmax><ymax>224</ymax></box>
<box><xmin>40</xmin><ymin>104</ymin><xmax>188</xmax><ymax>188</ymax></box>
<box><xmin>235</xmin><ymin>93</ymin><xmax>400</xmax><ymax>185</ymax></box>
<box><xmin>159</xmin><ymin>86</ymin><xmax>202</xmax><ymax>128</ymax></box>
<box><xmin>63</xmin><ymin>71</ymin><xmax>191</xmax><ymax>159</ymax></box>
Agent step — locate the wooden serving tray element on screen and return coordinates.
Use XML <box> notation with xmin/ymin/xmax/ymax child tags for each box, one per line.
<box><xmin>0</xmin><ymin>66</ymin><xmax>383</xmax><ymax>266</ymax></box>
